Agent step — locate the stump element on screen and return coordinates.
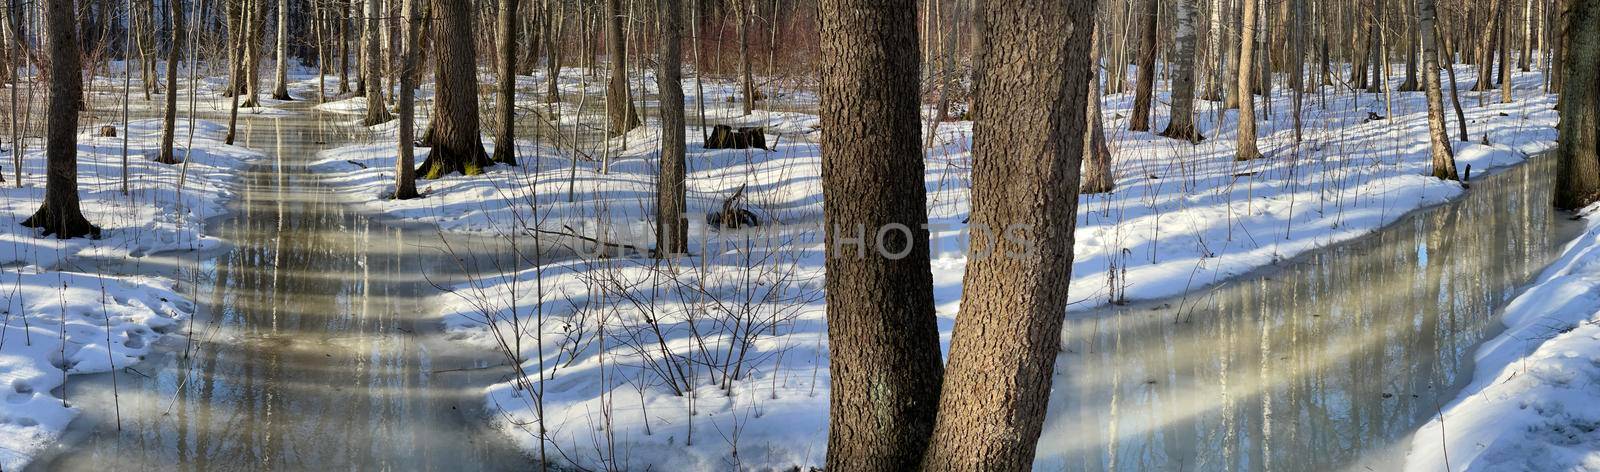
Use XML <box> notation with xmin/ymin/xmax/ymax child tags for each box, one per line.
<box><xmin>98</xmin><ymin>125</ymin><xmax>117</xmax><ymax>137</ymax></box>
<box><xmin>704</xmin><ymin>125</ymin><xmax>770</xmax><ymax>150</ymax></box>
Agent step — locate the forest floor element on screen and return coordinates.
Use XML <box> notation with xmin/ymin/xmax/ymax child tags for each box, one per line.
<box><xmin>309</xmin><ymin>65</ymin><xmax>1562</xmax><ymax>469</ymax></box>
<box><xmin>0</xmin><ymin>60</ymin><xmax>1571</xmax><ymax>470</ymax></box>
<box><xmin>0</xmin><ymin>82</ymin><xmax>261</xmax><ymax>468</ymax></box>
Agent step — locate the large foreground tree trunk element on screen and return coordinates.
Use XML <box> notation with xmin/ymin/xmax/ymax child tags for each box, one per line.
<box><xmin>23</xmin><ymin>0</ymin><xmax>99</xmax><ymax>239</ymax></box>
<box><xmin>156</xmin><ymin>0</ymin><xmax>183</xmax><ymax>164</ymax></box>
<box><xmin>603</xmin><ymin>0</ymin><xmax>639</xmax><ymax>135</ymax></box>
<box><xmin>656</xmin><ymin>0</ymin><xmax>687</xmax><ymax>256</ymax></box>
<box><xmin>1553</xmin><ymin>0</ymin><xmax>1600</xmax><ymax>209</ymax></box>
<box><xmin>417</xmin><ymin>0</ymin><xmax>491</xmax><ymax>178</ymax></box>
<box><xmin>1161</xmin><ymin>0</ymin><xmax>1204</xmax><ymax>142</ymax></box>
<box><xmin>491</xmin><ymin>0</ymin><xmax>518</xmax><ymax>164</ymax></box>
<box><xmin>817</xmin><ymin>0</ymin><xmax>944</xmax><ymax>468</ymax></box>
<box><xmin>919</xmin><ymin>0</ymin><xmax>1096</xmax><ymax>468</ymax></box>
<box><xmin>1420</xmin><ymin>0</ymin><xmax>1458</xmax><ymax>181</ymax></box>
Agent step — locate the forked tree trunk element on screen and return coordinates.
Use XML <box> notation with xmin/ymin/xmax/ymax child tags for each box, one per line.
<box><xmin>656</xmin><ymin>0</ymin><xmax>687</xmax><ymax>256</ymax></box>
<box><xmin>157</xmin><ymin>0</ymin><xmax>183</xmax><ymax>164</ymax></box>
<box><xmin>22</xmin><ymin>0</ymin><xmax>98</xmax><ymax>239</ymax></box>
<box><xmin>1128</xmin><ymin>0</ymin><xmax>1158</xmax><ymax>131</ymax></box>
<box><xmin>603</xmin><ymin>0</ymin><xmax>640</xmax><ymax>134</ymax></box>
<box><xmin>1420</xmin><ymin>0</ymin><xmax>1457</xmax><ymax>180</ymax></box>
<box><xmin>491</xmin><ymin>0</ymin><xmax>518</xmax><ymax>164</ymax></box>
<box><xmin>271</xmin><ymin>0</ymin><xmax>290</xmax><ymax>99</ymax></box>
<box><xmin>394</xmin><ymin>0</ymin><xmax>420</xmax><ymax>199</ymax></box>
<box><xmin>1398</xmin><ymin>0</ymin><xmax>1422</xmax><ymax>92</ymax></box>
<box><xmin>1236</xmin><ymin>0</ymin><xmax>1263</xmax><ymax>160</ymax></box>
<box><xmin>243</xmin><ymin>0</ymin><xmax>263</xmax><ymax>107</ymax></box>
<box><xmin>817</xmin><ymin>0</ymin><xmax>943</xmax><ymax>468</ymax></box>
<box><xmin>1553</xmin><ymin>0</ymin><xmax>1600</xmax><ymax>209</ymax></box>
<box><xmin>417</xmin><ymin>0</ymin><xmax>491</xmax><ymax>178</ymax></box>
<box><xmin>362</xmin><ymin>0</ymin><xmax>392</xmax><ymax>124</ymax></box>
<box><xmin>919</xmin><ymin>0</ymin><xmax>1095</xmax><ymax>468</ymax></box>
<box><xmin>1082</xmin><ymin>24</ymin><xmax>1115</xmax><ymax>194</ymax></box>
<box><xmin>1162</xmin><ymin>0</ymin><xmax>1204</xmax><ymax>142</ymax></box>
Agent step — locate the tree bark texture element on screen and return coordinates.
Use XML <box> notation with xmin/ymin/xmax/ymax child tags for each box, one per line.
<box><xmin>919</xmin><ymin>0</ymin><xmax>1096</xmax><ymax>468</ymax></box>
<box><xmin>817</xmin><ymin>0</ymin><xmax>944</xmax><ymax>468</ymax></box>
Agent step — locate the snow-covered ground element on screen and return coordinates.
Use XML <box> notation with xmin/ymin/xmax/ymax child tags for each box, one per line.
<box><xmin>1403</xmin><ymin>205</ymin><xmax>1600</xmax><ymax>471</ymax></box>
<box><xmin>0</xmin><ymin>68</ymin><xmax>260</xmax><ymax>468</ymax></box>
<box><xmin>0</xmin><ymin>270</ymin><xmax>192</xmax><ymax>470</ymax></box>
<box><xmin>302</xmin><ymin>63</ymin><xmax>1563</xmax><ymax>469</ymax></box>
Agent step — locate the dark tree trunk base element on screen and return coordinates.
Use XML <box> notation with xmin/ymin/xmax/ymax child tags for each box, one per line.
<box><xmin>416</xmin><ymin>146</ymin><xmax>493</xmax><ymax>179</ymax></box>
<box><xmin>704</xmin><ymin>125</ymin><xmax>770</xmax><ymax>150</ymax></box>
<box><xmin>491</xmin><ymin>146</ymin><xmax>519</xmax><ymax>166</ymax></box>
<box><xmin>21</xmin><ymin>203</ymin><xmax>101</xmax><ymax>239</ymax></box>
<box><xmin>1158</xmin><ymin>124</ymin><xmax>1205</xmax><ymax>143</ymax></box>
<box><xmin>272</xmin><ymin>91</ymin><xmax>294</xmax><ymax>101</ymax></box>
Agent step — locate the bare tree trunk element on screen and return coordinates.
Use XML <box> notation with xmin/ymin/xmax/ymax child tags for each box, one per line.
<box><xmin>1224</xmin><ymin>0</ymin><xmax>1242</xmax><ymax>108</ymax></box>
<box><xmin>919</xmin><ymin>0</ymin><xmax>1094</xmax><ymax>467</ymax></box>
<box><xmin>1398</xmin><ymin>0</ymin><xmax>1422</xmax><ymax>91</ymax></box>
<box><xmin>1553</xmin><ymin>0</ymin><xmax>1600</xmax><ymax>209</ymax></box>
<box><xmin>271</xmin><ymin>0</ymin><xmax>290</xmax><ymax>99</ymax></box>
<box><xmin>491</xmin><ymin>0</ymin><xmax>518</xmax><ymax>164</ymax></box>
<box><xmin>1128</xmin><ymin>0</ymin><xmax>1157</xmax><ymax>131</ymax></box>
<box><xmin>1202</xmin><ymin>0</ymin><xmax>1225</xmax><ymax>100</ymax></box>
<box><xmin>241</xmin><ymin>0</ymin><xmax>262</xmax><ymax>107</ymax></box>
<box><xmin>1420</xmin><ymin>0</ymin><xmax>1457</xmax><ymax>180</ymax></box>
<box><xmin>225</xmin><ymin>0</ymin><xmax>242</xmax><ymax>144</ymax></box>
<box><xmin>602</xmin><ymin>0</ymin><xmax>640</xmax><ymax>134</ymax></box>
<box><xmin>417</xmin><ymin>0</ymin><xmax>491</xmax><ymax>178</ymax></box>
<box><xmin>22</xmin><ymin>0</ymin><xmax>98</xmax><ymax>239</ymax></box>
<box><xmin>314</xmin><ymin>0</ymin><xmax>327</xmax><ymax>101</ymax></box>
<box><xmin>737</xmin><ymin>0</ymin><xmax>755</xmax><ymax>115</ymax></box>
<box><xmin>1235</xmin><ymin>0</ymin><xmax>1262</xmax><ymax>160</ymax></box>
<box><xmin>1162</xmin><ymin>0</ymin><xmax>1204</xmax><ymax>141</ymax></box>
<box><xmin>817</xmin><ymin>0</ymin><xmax>943</xmax><ymax>468</ymax></box>
<box><xmin>339</xmin><ymin>0</ymin><xmax>351</xmax><ymax>94</ymax></box>
<box><xmin>394</xmin><ymin>0</ymin><xmax>420</xmax><ymax>199</ymax></box>
<box><xmin>1437</xmin><ymin>10</ymin><xmax>1468</xmax><ymax>141</ymax></box>
<box><xmin>362</xmin><ymin>0</ymin><xmax>392</xmax><ymax>124</ymax></box>
<box><xmin>1472</xmin><ymin>0</ymin><xmax>1502</xmax><ymax>91</ymax></box>
<box><xmin>157</xmin><ymin>0</ymin><xmax>183</xmax><ymax>164</ymax></box>
<box><xmin>544</xmin><ymin>0</ymin><xmax>562</xmax><ymax>103</ymax></box>
<box><xmin>1082</xmin><ymin>23</ymin><xmax>1115</xmax><ymax>194</ymax></box>
<box><xmin>656</xmin><ymin>0</ymin><xmax>687</xmax><ymax>256</ymax></box>
<box><xmin>1500</xmin><ymin>7</ymin><xmax>1514</xmax><ymax>104</ymax></box>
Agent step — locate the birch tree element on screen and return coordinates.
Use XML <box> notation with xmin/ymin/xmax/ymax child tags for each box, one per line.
<box><xmin>1161</xmin><ymin>0</ymin><xmax>1204</xmax><ymax>142</ymax></box>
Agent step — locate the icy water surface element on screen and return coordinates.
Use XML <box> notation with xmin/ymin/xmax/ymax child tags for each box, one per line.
<box><xmin>1036</xmin><ymin>155</ymin><xmax>1581</xmax><ymax>471</ymax></box>
<box><xmin>29</xmin><ymin>104</ymin><xmax>537</xmax><ymax>470</ymax></box>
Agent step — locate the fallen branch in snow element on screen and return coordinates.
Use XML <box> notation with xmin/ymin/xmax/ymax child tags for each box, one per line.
<box><xmin>522</xmin><ymin>225</ymin><xmax>654</xmax><ymax>257</ymax></box>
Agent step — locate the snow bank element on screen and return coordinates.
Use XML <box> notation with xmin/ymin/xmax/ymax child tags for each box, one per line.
<box><xmin>1403</xmin><ymin>206</ymin><xmax>1600</xmax><ymax>471</ymax></box>
<box><xmin>0</xmin><ymin>270</ymin><xmax>192</xmax><ymax>471</ymax></box>
<box><xmin>0</xmin><ymin>119</ymin><xmax>257</xmax><ymax>266</ymax></box>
